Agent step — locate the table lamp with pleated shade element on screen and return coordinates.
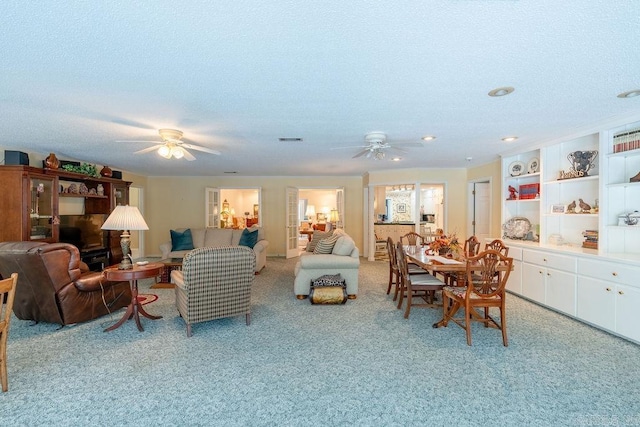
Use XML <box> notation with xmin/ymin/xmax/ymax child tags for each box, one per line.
<box><xmin>101</xmin><ymin>205</ymin><xmax>149</xmax><ymax>270</ymax></box>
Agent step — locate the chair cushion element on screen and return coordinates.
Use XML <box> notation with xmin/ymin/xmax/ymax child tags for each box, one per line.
<box><xmin>171</xmin><ymin>229</ymin><xmax>195</xmax><ymax>251</ymax></box>
<box><xmin>313</xmin><ymin>233</ymin><xmax>340</xmax><ymax>254</ymax></box>
<box><xmin>239</xmin><ymin>227</ymin><xmax>259</xmax><ymax>248</ymax></box>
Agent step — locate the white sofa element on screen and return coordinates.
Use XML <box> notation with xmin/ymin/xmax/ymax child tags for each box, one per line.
<box><xmin>159</xmin><ymin>227</ymin><xmax>269</xmax><ymax>273</ymax></box>
<box><xmin>294</xmin><ymin>229</ymin><xmax>360</xmax><ymax>299</ymax></box>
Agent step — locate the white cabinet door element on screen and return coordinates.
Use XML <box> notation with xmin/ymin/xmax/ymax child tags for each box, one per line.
<box><xmin>615</xmin><ymin>283</ymin><xmax>640</xmax><ymax>343</ymax></box>
<box><xmin>522</xmin><ymin>262</ymin><xmax>545</xmax><ymax>304</ymax></box>
<box><xmin>506</xmin><ymin>259</ymin><xmax>522</xmax><ymax>295</ymax></box>
<box><xmin>577</xmin><ymin>276</ymin><xmax>616</xmax><ymax>332</ymax></box>
<box><xmin>545</xmin><ymin>268</ymin><xmax>576</xmax><ymax>316</ymax></box>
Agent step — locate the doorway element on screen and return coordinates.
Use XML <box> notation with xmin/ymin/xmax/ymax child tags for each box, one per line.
<box><xmin>467</xmin><ymin>180</ymin><xmax>491</xmax><ymax>243</ymax></box>
<box><xmin>205</xmin><ymin>187</ymin><xmax>261</xmax><ymax>229</ymax></box>
<box><xmin>368</xmin><ymin>183</ymin><xmax>445</xmax><ymax>260</ymax></box>
<box><xmin>285</xmin><ymin>187</ymin><xmax>344</xmax><ymax>258</ymax></box>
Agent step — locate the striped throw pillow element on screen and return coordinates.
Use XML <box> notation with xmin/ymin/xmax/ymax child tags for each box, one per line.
<box><xmin>307</xmin><ymin>231</ymin><xmax>332</xmax><ymax>252</ymax></box>
<box><xmin>313</xmin><ymin>233</ymin><xmax>340</xmax><ymax>254</ymax></box>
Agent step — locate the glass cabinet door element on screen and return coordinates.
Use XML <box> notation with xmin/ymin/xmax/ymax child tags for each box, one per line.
<box><xmin>112</xmin><ymin>182</ymin><xmax>129</xmax><ymax>208</ymax></box>
<box><xmin>29</xmin><ymin>175</ymin><xmax>57</xmax><ymax>241</ymax></box>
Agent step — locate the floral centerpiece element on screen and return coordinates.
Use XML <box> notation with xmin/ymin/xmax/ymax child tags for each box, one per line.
<box><xmin>428</xmin><ymin>233</ymin><xmax>462</xmax><ymax>258</ymax></box>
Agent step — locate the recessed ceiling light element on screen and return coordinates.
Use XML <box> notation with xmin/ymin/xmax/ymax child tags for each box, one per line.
<box><xmin>278</xmin><ymin>137</ymin><xmax>303</xmax><ymax>142</ymax></box>
<box><xmin>617</xmin><ymin>90</ymin><xmax>640</xmax><ymax>98</ymax></box>
<box><xmin>421</xmin><ymin>135</ymin><xmax>436</xmax><ymax>141</ymax></box>
<box><xmin>391</xmin><ymin>157</ymin><xmax>401</xmax><ymax>161</ymax></box>
<box><xmin>488</xmin><ymin>87</ymin><xmax>515</xmax><ymax>97</ymax></box>
<box><xmin>502</xmin><ymin>136</ymin><xmax>518</xmax><ymax>142</ymax></box>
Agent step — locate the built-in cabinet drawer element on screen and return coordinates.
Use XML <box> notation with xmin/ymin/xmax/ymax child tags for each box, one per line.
<box><xmin>577</xmin><ymin>258</ymin><xmax>639</xmax><ymax>287</ymax></box>
<box><xmin>522</xmin><ymin>249</ymin><xmax>576</xmax><ymax>273</ymax></box>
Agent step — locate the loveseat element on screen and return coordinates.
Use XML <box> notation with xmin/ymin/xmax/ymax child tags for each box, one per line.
<box><xmin>0</xmin><ymin>241</ymin><xmax>131</xmax><ymax>326</ymax></box>
<box><xmin>294</xmin><ymin>229</ymin><xmax>360</xmax><ymax>299</ymax></box>
<box><xmin>159</xmin><ymin>227</ymin><xmax>269</xmax><ymax>273</ymax></box>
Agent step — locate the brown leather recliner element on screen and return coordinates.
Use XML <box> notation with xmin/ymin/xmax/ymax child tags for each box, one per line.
<box><xmin>0</xmin><ymin>242</ymin><xmax>131</xmax><ymax>326</ymax></box>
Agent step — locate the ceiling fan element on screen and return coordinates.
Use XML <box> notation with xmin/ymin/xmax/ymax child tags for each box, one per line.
<box><xmin>331</xmin><ymin>132</ymin><xmax>423</xmax><ymax>160</ymax></box>
<box><xmin>117</xmin><ymin>128</ymin><xmax>221</xmax><ymax>161</ymax></box>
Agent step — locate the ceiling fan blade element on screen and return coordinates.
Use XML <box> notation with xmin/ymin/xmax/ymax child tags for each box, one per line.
<box><xmin>181</xmin><ymin>143</ymin><xmax>221</xmax><ymax>155</ymax></box>
<box><xmin>388</xmin><ymin>146</ymin><xmax>409</xmax><ymax>153</ymax></box>
<box><xmin>116</xmin><ymin>140</ymin><xmax>164</xmax><ymax>144</ymax></box>
<box><xmin>331</xmin><ymin>145</ymin><xmax>369</xmax><ymax>150</ymax></box>
<box><xmin>181</xmin><ymin>148</ymin><xmax>196</xmax><ymax>161</ymax></box>
<box><xmin>352</xmin><ymin>149</ymin><xmax>370</xmax><ymax>158</ymax></box>
<box><xmin>133</xmin><ymin>146</ymin><xmax>160</xmax><ymax>155</ymax></box>
<box><xmin>392</xmin><ymin>142</ymin><xmax>424</xmax><ymax>148</ymax></box>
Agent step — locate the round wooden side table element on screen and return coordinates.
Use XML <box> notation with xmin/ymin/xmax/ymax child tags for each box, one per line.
<box><xmin>103</xmin><ymin>263</ymin><xmax>163</xmax><ymax>332</ymax></box>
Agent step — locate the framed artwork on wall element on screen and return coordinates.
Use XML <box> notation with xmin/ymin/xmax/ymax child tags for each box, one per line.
<box><xmin>253</xmin><ymin>204</ymin><xmax>259</xmax><ymax>218</ymax></box>
<box><xmin>396</xmin><ymin>203</ymin><xmax>406</xmax><ymax>213</ymax></box>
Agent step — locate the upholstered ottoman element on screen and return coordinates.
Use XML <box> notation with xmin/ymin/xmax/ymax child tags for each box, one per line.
<box><xmin>309</xmin><ymin>274</ymin><xmax>347</xmax><ymax>304</ymax></box>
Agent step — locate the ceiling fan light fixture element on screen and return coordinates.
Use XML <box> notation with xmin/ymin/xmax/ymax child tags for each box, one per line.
<box><xmin>501</xmin><ymin>136</ymin><xmax>518</xmax><ymax>142</ymax></box>
<box><xmin>421</xmin><ymin>135</ymin><xmax>436</xmax><ymax>141</ymax></box>
<box><xmin>172</xmin><ymin>147</ymin><xmax>184</xmax><ymax>159</ymax></box>
<box><xmin>374</xmin><ymin>150</ymin><xmax>385</xmax><ymax>160</ymax></box>
<box><xmin>488</xmin><ymin>86</ymin><xmax>515</xmax><ymax>97</ymax></box>
<box><xmin>158</xmin><ymin>145</ymin><xmax>171</xmax><ymax>158</ymax></box>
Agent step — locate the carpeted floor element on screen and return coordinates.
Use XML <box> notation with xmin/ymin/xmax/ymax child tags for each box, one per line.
<box><xmin>2</xmin><ymin>257</ymin><xmax>640</xmax><ymax>426</ymax></box>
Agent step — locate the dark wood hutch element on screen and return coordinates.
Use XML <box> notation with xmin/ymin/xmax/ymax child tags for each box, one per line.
<box><xmin>0</xmin><ymin>165</ymin><xmax>131</xmax><ymax>269</ymax></box>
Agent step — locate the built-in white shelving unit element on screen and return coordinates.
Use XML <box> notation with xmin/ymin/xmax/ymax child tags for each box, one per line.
<box><xmin>500</xmin><ymin>116</ymin><xmax>640</xmax><ymax>344</ymax></box>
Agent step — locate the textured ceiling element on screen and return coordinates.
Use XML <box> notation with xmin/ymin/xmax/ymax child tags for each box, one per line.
<box><xmin>1</xmin><ymin>1</ymin><xmax>639</xmax><ymax>176</ymax></box>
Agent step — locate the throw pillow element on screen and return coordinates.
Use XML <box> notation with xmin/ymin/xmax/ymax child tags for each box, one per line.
<box><xmin>170</xmin><ymin>229</ymin><xmax>195</xmax><ymax>251</ymax></box>
<box><xmin>307</xmin><ymin>230</ymin><xmax>332</xmax><ymax>252</ymax></box>
<box><xmin>239</xmin><ymin>227</ymin><xmax>259</xmax><ymax>249</ymax></box>
<box><xmin>313</xmin><ymin>233</ymin><xmax>340</xmax><ymax>254</ymax></box>
<box><xmin>332</xmin><ymin>235</ymin><xmax>356</xmax><ymax>256</ymax></box>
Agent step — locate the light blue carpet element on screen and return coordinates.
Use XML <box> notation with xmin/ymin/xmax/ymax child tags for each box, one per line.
<box><xmin>2</xmin><ymin>257</ymin><xmax>640</xmax><ymax>426</ymax></box>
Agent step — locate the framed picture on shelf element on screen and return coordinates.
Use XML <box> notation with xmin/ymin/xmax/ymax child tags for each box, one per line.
<box><xmin>551</xmin><ymin>204</ymin><xmax>566</xmax><ymax>214</ymax></box>
<box><xmin>396</xmin><ymin>203</ymin><xmax>406</xmax><ymax>213</ymax></box>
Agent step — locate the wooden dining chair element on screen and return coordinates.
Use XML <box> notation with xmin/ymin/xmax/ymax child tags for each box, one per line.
<box><xmin>385</xmin><ymin>237</ymin><xmax>400</xmax><ymax>297</ymax></box>
<box><xmin>400</xmin><ymin>232</ymin><xmax>424</xmax><ymax>247</ymax></box>
<box><xmin>440</xmin><ymin>250</ymin><xmax>513</xmax><ymax>346</ymax></box>
<box><xmin>463</xmin><ymin>235</ymin><xmax>481</xmax><ymax>257</ymax></box>
<box><xmin>396</xmin><ymin>243</ymin><xmax>446</xmax><ymax>319</ymax></box>
<box><xmin>0</xmin><ymin>273</ymin><xmax>18</xmax><ymax>392</ymax></box>
<box><xmin>485</xmin><ymin>239</ymin><xmax>509</xmax><ymax>256</ymax></box>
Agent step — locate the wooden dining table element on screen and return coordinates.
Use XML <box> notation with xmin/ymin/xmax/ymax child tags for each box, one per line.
<box><xmin>403</xmin><ymin>245</ymin><xmax>513</xmax><ymax>328</ymax></box>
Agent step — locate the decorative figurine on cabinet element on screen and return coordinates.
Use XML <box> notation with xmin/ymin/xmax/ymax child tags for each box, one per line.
<box><xmin>507</xmin><ymin>185</ymin><xmax>518</xmax><ymax>200</ymax></box>
<box><xmin>567</xmin><ymin>200</ymin><xmax>577</xmax><ymax>213</ymax></box>
<box><xmin>631</xmin><ymin>171</ymin><xmax>640</xmax><ymax>183</ymax></box>
<box><xmin>578</xmin><ymin>199</ymin><xmax>591</xmax><ymax>212</ymax></box>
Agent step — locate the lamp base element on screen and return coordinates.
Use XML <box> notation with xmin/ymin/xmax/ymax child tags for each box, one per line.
<box><xmin>118</xmin><ymin>231</ymin><xmax>133</xmax><ymax>270</ymax></box>
<box><xmin>118</xmin><ymin>258</ymin><xmax>133</xmax><ymax>270</ymax></box>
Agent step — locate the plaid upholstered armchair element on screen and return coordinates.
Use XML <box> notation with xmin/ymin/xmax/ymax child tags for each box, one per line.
<box><xmin>171</xmin><ymin>246</ymin><xmax>256</xmax><ymax>337</ymax></box>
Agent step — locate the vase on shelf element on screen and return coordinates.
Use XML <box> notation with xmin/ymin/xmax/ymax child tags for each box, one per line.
<box><xmin>100</xmin><ymin>165</ymin><xmax>113</xmax><ymax>177</ymax></box>
<box><xmin>44</xmin><ymin>153</ymin><xmax>60</xmax><ymax>169</ymax></box>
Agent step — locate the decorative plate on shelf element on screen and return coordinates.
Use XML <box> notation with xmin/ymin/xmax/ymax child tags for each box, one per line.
<box><xmin>527</xmin><ymin>157</ymin><xmax>540</xmax><ymax>174</ymax></box>
<box><xmin>502</xmin><ymin>217</ymin><xmax>531</xmax><ymax>239</ymax></box>
<box><xmin>508</xmin><ymin>161</ymin><xmax>526</xmax><ymax>177</ymax></box>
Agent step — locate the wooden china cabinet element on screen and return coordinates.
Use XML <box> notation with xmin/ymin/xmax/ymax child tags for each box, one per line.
<box><xmin>0</xmin><ymin>165</ymin><xmax>131</xmax><ymax>268</ymax></box>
